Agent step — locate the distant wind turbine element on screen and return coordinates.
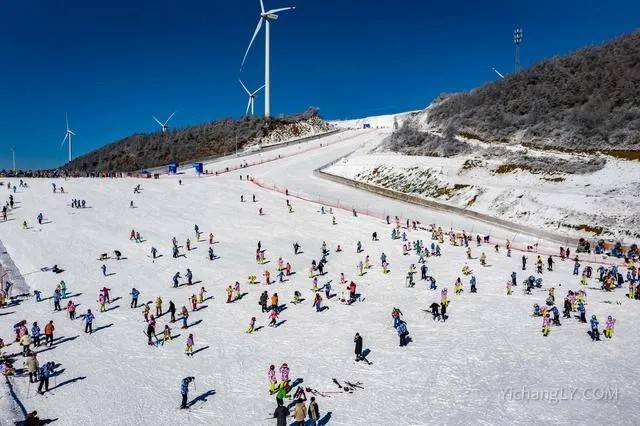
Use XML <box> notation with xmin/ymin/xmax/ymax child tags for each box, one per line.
<box><xmin>239</xmin><ymin>79</ymin><xmax>266</xmax><ymax>116</ymax></box>
<box><xmin>492</xmin><ymin>67</ymin><xmax>505</xmax><ymax>79</ymax></box>
<box><xmin>61</xmin><ymin>113</ymin><xmax>76</xmax><ymax>163</ymax></box>
<box><xmin>152</xmin><ymin>111</ymin><xmax>176</xmax><ymax>133</ymax></box>
<box><xmin>240</xmin><ymin>0</ymin><xmax>295</xmax><ymax>118</ymax></box>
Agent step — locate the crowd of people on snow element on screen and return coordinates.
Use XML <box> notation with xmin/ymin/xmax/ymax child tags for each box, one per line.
<box><xmin>1</xmin><ymin>176</ymin><xmax>639</xmax><ymax>426</ymax></box>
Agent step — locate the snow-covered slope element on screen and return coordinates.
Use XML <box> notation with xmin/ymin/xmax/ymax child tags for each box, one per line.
<box><xmin>330</xmin><ymin>111</ymin><xmax>420</xmax><ymax>130</ymax></box>
<box><xmin>0</xmin><ymin>130</ymin><xmax>638</xmax><ymax>425</ymax></box>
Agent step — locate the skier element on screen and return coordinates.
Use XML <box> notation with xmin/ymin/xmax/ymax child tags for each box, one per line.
<box><xmin>180</xmin><ymin>306</ymin><xmax>189</xmax><ymax>329</ymax></box>
<box><xmin>67</xmin><ymin>300</ymin><xmax>76</xmax><ymax>320</ymax></box>
<box><xmin>396</xmin><ymin>320</ymin><xmax>409</xmax><ymax>347</ymax></box>
<box><xmin>246</xmin><ymin>317</ymin><xmax>256</xmax><ymax>334</ymax></box>
<box><xmin>44</xmin><ymin>321</ymin><xmax>54</xmax><ymax>346</ymax></box>
<box><xmin>522</xmin><ymin>255</ymin><xmax>527</xmax><ymax>270</ymax></box>
<box><xmin>173</xmin><ymin>272</ymin><xmax>181</xmax><ymax>288</ymax></box>
<box><xmin>590</xmin><ymin>315</ymin><xmax>600</xmax><ymax>341</ymax></box>
<box><xmin>308</xmin><ymin>396</ymin><xmax>320</xmax><ymax>426</ymax></box>
<box><xmin>604</xmin><ymin>315</ymin><xmax>616</xmax><ymax>339</ymax></box>
<box><xmin>130</xmin><ymin>288</ymin><xmax>140</xmax><ymax>308</ymax></box>
<box><xmin>169</xmin><ymin>300</ymin><xmax>176</xmax><ymax>322</ymax></box>
<box><xmin>273</xmin><ymin>399</ymin><xmax>289</xmax><ymax>426</ymax></box>
<box><xmin>293</xmin><ymin>398</ymin><xmax>307</xmax><ymax>425</ymax></box>
<box><xmin>429</xmin><ymin>302</ymin><xmax>440</xmax><ymax>321</ymax></box>
<box><xmin>542</xmin><ymin>313</ymin><xmax>551</xmax><ymax>337</ymax></box>
<box><xmin>155</xmin><ymin>297</ymin><xmax>163</xmax><ymax>316</ymax></box>
<box><xmin>577</xmin><ymin>301</ymin><xmax>586</xmax><ymax>323</ymax></box>
<box><xmin>186</xmin><ymin>269</ymin><xmax>193</xmax><ymax>285</ymax></box>
<box><xmin>24</xmin><ymin>353</ymin><xmax>39</xmax><ymax>383</ymax></box>
<box><xmin>31</xmin><ymin>322</ymin><xmax>41</xmax><ymax>347</ymax></box>
<box><xmin>180</xmin><ymin>377</ymin><xmax>195</xmax><ymax>409</ymax></box>
<box><xmin>37</xmin><ymin>362</ymin><xmax>54</xmax><ymax>394</ymax></box>
<box><xmin>354</xmin><ymin>332</ymin><xmax>363</xmax><ymax>361</ymax></box>
<box><xmin>185</xmin><ymin>333</ymin><xmax>194</xmax><ymax>356</ymax></box>
<box><xmin>101</xmin><ymin>264</ymin><xmax>107</xmax><ymax>277</ymax></box>
<box><xmin>83</xmin><ymin>309</ymin><xmax>95</xmax><ymax>334</ymax></box>
<box><xmin>147</xmin><ymin>321</ymin><xmax>156</xmax><ymax>346</ymax></box>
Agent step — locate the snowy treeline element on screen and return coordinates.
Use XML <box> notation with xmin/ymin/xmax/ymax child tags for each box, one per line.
<box><xmin>64</xmin><ymin>108</ymin><xmax>328</xmax><ymax>173</ymax></box>
<box><xmin>398</xmin><ymin>31</ymin><xmax>640</xmax><ymax>154</ymax></box>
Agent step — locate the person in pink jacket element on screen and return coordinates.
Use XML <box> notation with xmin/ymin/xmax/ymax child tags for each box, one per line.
<box><xmin>268</xmin><ymin>309</ymin><xmax>279</xmax><ymax>327</ymax></box>
<box><xmin>67</xmin><ymin>300</ymin><xmax>76</xmax><ymax>319</ymax></box>
<box><xmin>279</xmin><ymin>363</ymin><xmax>290</xmax><ymax>390</ymax></box>
<box><xmin>542</xmin><ymin>313</ymin><xmax>551</xmax><ymax>336</ymax></box>
<box><xmin>268</xmin><ymin>365</ymin><xmax>277</xmax><ymax>393</ymax></box>
<box><xmin>604</xmin><ymin>316</ymin><xmax>616</xmax><ymax>338</ymax></box>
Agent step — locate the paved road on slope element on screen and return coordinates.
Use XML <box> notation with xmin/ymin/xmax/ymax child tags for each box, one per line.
<box><xmin>245</xmin><ymin>129</ymin><xmax>544</xmax><ymax>246</ymax></box>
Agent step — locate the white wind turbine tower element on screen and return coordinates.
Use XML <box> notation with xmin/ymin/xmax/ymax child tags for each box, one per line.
<box><xmin>239</xmin><ymin>78</ymin><xmax>265</xmax><ymax>116</ymax></box>
<box><xmin>61</xmin><ymin>113</ymin><xmax>76</xmax><ymax>162</ymax></box>
<box><xmin>152</xmin><ymin>111</ymin><xmax>176</xmax><ymax>133</ymax></box>
<box><xmin>241</xmin><ymin>0</ymin><xmax>295</xmax><ymax>118</ymax></box>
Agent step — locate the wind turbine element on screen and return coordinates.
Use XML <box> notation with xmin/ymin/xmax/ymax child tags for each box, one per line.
<box><xmin>61</xmin><ymin>113</ymin><xmax>75</xmax><ymax>163</ymax></box>
<box><xmin>152</xmin><ymin>111</ymin><xmax>176</xmax><ymax>133</ymax></box>
<box><xmin>239</xmin><ymin>79</ymin><xmax>266</xmax><ymax>116</ymax></box>
<box><xmin>492</xmin><ymin>67</ymin><xmax>505</xmax><ymax>79</ymax></box>
<box><xmin>240</xmin><ymin>0</ymin><xmax>295</xmax><ymax>118</ymax></box>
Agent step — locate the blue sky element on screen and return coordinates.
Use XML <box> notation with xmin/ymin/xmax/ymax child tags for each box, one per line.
<box><xmin>0</xmin><ymin>0</ymin><xmax>638</xmax><ymax>169</ymax></box>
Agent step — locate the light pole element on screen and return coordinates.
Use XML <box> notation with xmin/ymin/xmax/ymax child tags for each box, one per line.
<box><xmin>514</xmin><ymin>27</ymin><xmax>523</xmax><ymax>72</ymax></box>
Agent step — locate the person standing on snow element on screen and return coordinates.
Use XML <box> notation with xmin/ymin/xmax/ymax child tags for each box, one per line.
<box><xmin>130</xmin><ymin>288</ymin><xmax>140</xmax><ymax>308</ymax></box>
<box><xmin>590</xmin><ymin>315</ymin><xmax>600</xmax><ymax>341</ymax></box>
<box><xmin>180</xmin><ymin>376</ymin><xmax>195</xmax><ymax>409</ymax></box>
<box><xmin>354</xmin><ymin>333</ymin><xmax>363</xmax><ymax>361</ymax></box>
<box><xmin>273</xmin><ymin>399</ymin><xmax>289</xmax><ymax>426</ymax></box>
<box><xmin>83</xmin><ymin>309</ymin><xmax>95</xmax><ymax>334</ymax></box>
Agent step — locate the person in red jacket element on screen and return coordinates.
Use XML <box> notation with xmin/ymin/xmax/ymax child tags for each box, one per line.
<box><xmin>348</xmin><ymin>282</ymin><xmax>357</xmax><ymax>304</ymax></box>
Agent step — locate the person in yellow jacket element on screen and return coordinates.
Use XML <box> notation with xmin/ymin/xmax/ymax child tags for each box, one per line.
<box><xmin>163</xmin><ymin>325</ymin><xmax>172</xmax><ymax>342</ymax></box>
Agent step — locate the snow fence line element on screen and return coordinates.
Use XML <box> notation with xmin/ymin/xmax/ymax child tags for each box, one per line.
<box><xmin>248</xmin><ymin>163</ymin><xmax>626</xmax><ymax>268</ymax></box>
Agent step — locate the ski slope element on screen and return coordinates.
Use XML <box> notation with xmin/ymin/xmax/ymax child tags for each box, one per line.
<box><xmin>1</xmin><ymin>130</ymin><xmax>638</xmax><ymax>425</ymax></box>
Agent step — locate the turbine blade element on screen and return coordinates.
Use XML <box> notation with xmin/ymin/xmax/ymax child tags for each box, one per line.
<box><xmin>60</xmin><ymin>133</ymin><xmax>68</xmax><ymax>149</ymax></box>
<box><xmin>241</xmin><ymin>18</ymin><xmax>263</xmax><ymax>70</ymax></box>
<box><xmin>246</xmin><ymin>98</ymin><xmax>252</xmax><ymax>115</ymax></box>
<box><xmin>65</xmin><ymin>112</ymin><xmax>69</xmax><ymax>131</ymax></box>
<box><xmin>252</xmin><ymin>84</ymin><xmax>266</xmax><ymax>95</ymax></box>
<box><xmin>164</xmin><ymin>111</ymin><xmax>176</xmax><ymax>125</ymax></box>
<box><xmin>259</xmin><ymin>0</ymin><xmax>265</xmax><ymax>13</ymax></box>
<box><xmin>153</xmin><ymin>116</ymin><xmax>163</xmax><ymax>126</ymax></box>
<box><xmin>69</xmin><ymin>130</ymin><xmax>76</xmax><ymax>136</ymax></box>
<box><xmin>239</xmin><ymin>78</ymin><xmax>251</xmax><ymax>95</ymax></box>
<box><xmin>266</xmin><ymin>7</ymin><xmax>295</xmax><ymax>14</ymax></box>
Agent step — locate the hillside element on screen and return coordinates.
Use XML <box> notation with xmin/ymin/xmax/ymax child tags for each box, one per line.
<box><xmin>401</xmin><ymin>31</ymin><xmax>640</xmax><ymax>157</ymax></box>
<box><xmin>64</xmin><ymin>109</ymin><xmax>331</xmax><ymax>173</ymax></box>
<box><xmin>325</xmin><ymin>32</ymin><xmax>640</xmax><ymax>241</ymax></box>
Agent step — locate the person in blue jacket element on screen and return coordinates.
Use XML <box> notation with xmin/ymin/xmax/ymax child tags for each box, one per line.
<box><xmin>130</xmin><ymin>288</ymin><xmax>140</xmax><ymax>308</ymax></box>
<box><xmin>577</xmin><ymin>301</ymin><xmax>586</xmax><ymax>323</ymax></box>
<box><xmin>31</xmin><ymin>322</ymin><xmax>41</xmax><ymax>347</ymax></box>
<box><xmin>53</xmin><ymin>289</ymin><xmax>62</xmax><ymax>311</ymax></box>
<box><xmin>180</xmin><ymin>376</ymin><xmax>195</xmax><ymax>409</ymax></box>
<box><xmin>37</xmin><ymin>362</ymin><xmax>55</xmax><ymax>394</ymax></box>
<box><xmin>173</xmin><ymin>272</ymin><xmax>181</xmax><ymax>288</ymax></box>
<box><xmin>590</xmin><ymin>315</ymin><xmax>600</xmax><ymax>341</ymax></box>
<box><xmin>470</xmin><ymin>275</ymin><xmax>477</xmax><ymax>293</ymax></box>
<box><xmin>396</xmin><ymin>321</ymin><xmax>409</xmax><ymax>347</ymax></box>
<box><xmin>84</xmin><ymin>309</ymin><xmax>95</xmax><ymax>334</ymax></box>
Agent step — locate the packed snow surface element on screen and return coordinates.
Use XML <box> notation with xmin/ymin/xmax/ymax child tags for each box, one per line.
<box><xmin>0</xmin><ymin>129</ymin><xmax>638</xmax><ymax>425</ymax></box>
